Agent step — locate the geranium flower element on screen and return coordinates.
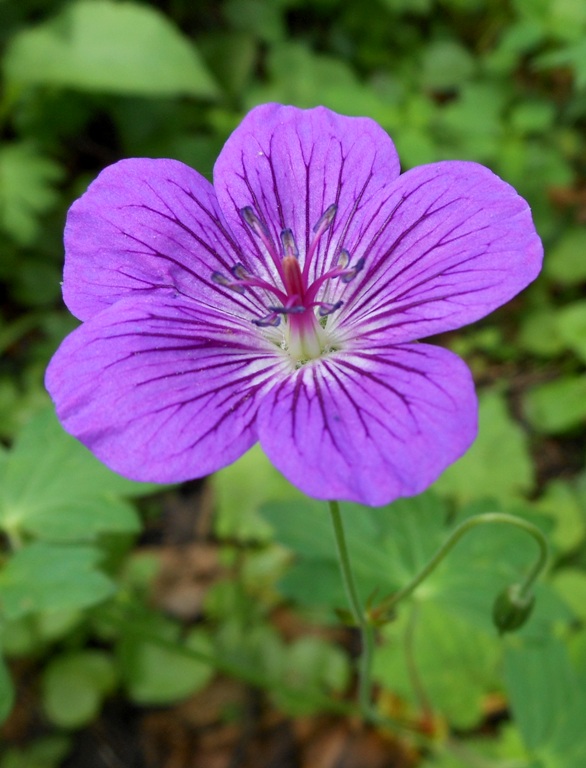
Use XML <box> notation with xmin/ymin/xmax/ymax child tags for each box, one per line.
<box><xmin>46</xmin><ymin>104</ymin><xmax>542</xmax><ymax>506</ymax></box>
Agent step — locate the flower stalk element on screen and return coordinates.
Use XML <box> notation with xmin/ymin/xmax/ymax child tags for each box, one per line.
<box><xmin>328</xmin><ymin>500</ymin><xmax>375</xmax><ymax>717</ymax></box>
<box><xmin>373</xmin><ymin>512</ymin><xmax>549</xmax><ymax>628</ymax></box>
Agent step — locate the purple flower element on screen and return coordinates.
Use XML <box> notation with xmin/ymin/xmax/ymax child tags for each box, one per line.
<box><xmin>45</xmin><ymin>104</ymin><xmax>542</xmax><ymax>506</ymax></box>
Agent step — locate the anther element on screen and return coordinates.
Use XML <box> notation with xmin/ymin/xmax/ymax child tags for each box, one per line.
<box><xmin>240</xmin><ymin>206</ymin><xmax>270</xmax><ymax>239</ymax></box>
<box><xmin>313</xmin><ymin>204</ymin><xmax>337</xmax><ymax>233</ymax></box>
<box><xmin>280</xmin><ymin>229</ymin><xmax>299</xmax><ymax>258</ymax></box>
<box><xmin>341</xmin><ymin>257</ymin><xmax>365</xmax><ymax>283</ymax></box>
<box><xmin>230</xmin><ymin>263</ymin><xmax>250</xmax><ymax>280</ymax></box>
<box><xmin>317</xmin><ymin>300</ymin><xmax>343</xmax><ymax>317</ymax></box>
<box><xmin>252</xmin><ymin>312</ymin><xmax>281</xmax><ymax>327</ymax></box>
<box><xmin>268</xmin><ymin>305</ymin><xmax>305</xmax><ymax>315</ymax></box>
<box><xmin>211</xmin><ymin>271</ymin><xmax>245</xmax><ymax>293</ymax></box>
<box><xmin>337</xmin><ymin>249</ymin><xmax>350</xmax><ymax>269</ymax></box>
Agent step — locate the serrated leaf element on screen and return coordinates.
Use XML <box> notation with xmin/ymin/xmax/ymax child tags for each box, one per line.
<box><xmin>0</xmin><ymin>143</ymin><xmax>62</xmax><ymax>245</ymax></box>
<box><xmin>0</xmin><ymin>408</ymin><xmax>159</xmax><ymax>541</ymax></box>
<box><xmin>0</xmin><ymin>542</ymin><xmax>114</xmax><ymax>620</ymax></box>
<box><xmin>4</xmin><ymin>0</ymin><xmax>218</xmax><ymax>98</ymax></box>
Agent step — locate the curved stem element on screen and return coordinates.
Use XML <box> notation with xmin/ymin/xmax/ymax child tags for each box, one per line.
<box><xmin>328</xmin><ymin>500</ymin><xmax>375</xmax><ymax>717</ymax></box>
<box><xmin>377</xmin><ymin>512</ymin><xmax>549</xmax><ymax>618</ymax></box>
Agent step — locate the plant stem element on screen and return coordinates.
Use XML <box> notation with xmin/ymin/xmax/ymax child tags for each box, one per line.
<box><xmin>377</xmin><ymin>512</ymin><xmax>549</xmax><ymax>618</ymax></box>
<box><xmin>328</xmin><ymin>500</ymin><xmax>375</xmax><ymax>717</ymax></box>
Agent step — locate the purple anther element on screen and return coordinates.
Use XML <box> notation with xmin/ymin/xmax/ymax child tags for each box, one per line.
<box><xmin>211</xmin><ymin>271</ymin><xmax>245</xmax><ymax>293</ymax></box>
<box><xmin>252</xmin><ymin>312</ymin><xmax>281</xmax><ymax>327</ymax></box>
<box><xmin>280</xmin><ymin>228</ymin><xmax>299</xmax><ymax>258</ymax></box>
<box><xmin>313</xmin><ymin>204</ymin><xmax>337</xmax><ymax>234</ymax></box>
<box><xmin>337</xmin><ymin>249</ymin><xmax>350</xmax><ymax>269</ymax></box>
<box><xmin>240</xmin><ymin>206</ymin><xmax>270</xmax><ymax>238</ymax></box>
<box><xmin>317</xmin><ymin>300</ymin><xmax>343</xmax><ymax>317</ymax></box>
<box><xmin>230</xmin><ymin>263</ymin><xmax>250</xmax><ymax>280</ymax></box>
<box><xmin>341</xmin><ymin>256</ymin><xmax>365</xmax><ymax>283</ymax></box>
<box><xmin>268</xmin><ymin>304</ymin><xmax>306</xmax><ymax>315</ymax></box>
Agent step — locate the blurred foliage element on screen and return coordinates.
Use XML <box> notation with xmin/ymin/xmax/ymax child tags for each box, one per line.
<box><xmin>2</xmin><ymin>0</ymin><xmax>586</xmax><ymax>766</ymax></box>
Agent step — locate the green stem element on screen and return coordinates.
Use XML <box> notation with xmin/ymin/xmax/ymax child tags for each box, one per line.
<box><xmin>377</xmin><ymin>512</ymin><xmax>549</xmax><ymax>618</ymax></box>
<box><xmin>328</xmin><ymin>500</ymin><xmax>375</xmax><ymax>717</ymax></box>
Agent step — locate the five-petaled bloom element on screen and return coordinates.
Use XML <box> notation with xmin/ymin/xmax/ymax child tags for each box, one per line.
<box><xmin>46</xmin><ymin>104</ymin><xmax>543</xmax><ymax>506</ymax></box>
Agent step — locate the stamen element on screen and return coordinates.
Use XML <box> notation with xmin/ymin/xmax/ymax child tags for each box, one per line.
<box><xmin>240</xmin><ymin>206</ymin><xmax>270</xmax><ymax>239</ymax></box>
<box><xmin>230</xmin><ymin>263</ymin><xmax>250</xmax><ymax>280</ymax></box>
<box><xmin>211</xmin><ymin>271</ymin><xmax>245</xmax><ymax>293</ymax></box>
<box><xmin>317</xmin><ymin>300</ymin><xmax>343</xmax><ymax>317</ymax></box>
<box><xmin>268</xmin><ymin>305</ymin><xmax>306</xmax><ymax>315</ymax></box>
<box><xmin>280</xmin><ymin>228</ymin><xmax>299</xmax><ymax>258</ymax></box>
<box><xmin>341</xmin><ymin>257</ymin><xmax>365</xmax><ymax>283</ymax></box>
<box><xmin>304</xmin><ymin>203</ymin><xmax>338</xmax><ymax>279</ymax></box>
<box><xmin>312</xmin><ymin>204</ymin><xmax>337</xmax><ymax>234</ymax></box>
<box><xmin>240</xmin><ymin>206</ymin><xmax>284</xmax><ymax>279</ymax></box>
<box><xmin>253</xmin><ymin>312</ymin><xmax>282</xmax><ymax>328</ymax></box>
<box><xmin>337</xmin><ymin>249</ymin><xmax>350</xmax><ymax>269</ymax></box>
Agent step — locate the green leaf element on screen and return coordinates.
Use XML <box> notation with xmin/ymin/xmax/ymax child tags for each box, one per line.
<box><xmin>273</xmin><ymin>636</ymin><xmax>350</xmax><ymax>715</ymax></box>
<box><xmin>213</xmin><ymin>444</ymin><xmax>302</xmax><ymax>542</ymax></box>
<box><xmin>536</xmin><ymin>40</ymin><xmax>586</xmax><ymax>88</ymax></box>
<box><xmin>0</xmin><ymin>737</ymin><xmax>71</xmax><ymax>768</ymax></box>
<box><xmin>0</xmin><ymin>654</ymin><xmax>14</xmax><ymax>725</ymax></box>
<box><xmin>420</xmin><ymin>41</ymin><xmax>476</xmax><ymax>90</ymax></box>
<box><xmin>552</xmin><ymin>569</ymin><xmax>586</xmax><ymax>620</ymax></box>
<box><xmin>0</xmin><ymin>542</ymin><xmax>115</xmax><ymax>620</ymax></box>
<box><xmin>119</xmin><ymin>621</ymin><xmax>214</xmax><ymax>705</ymax></box>
<box><xmin>0</xmin><ymin>143</ymin><xmax>62</xmax><ymax>245</ymax></box>
<box><xmin>0</xmin><ymin>408</ymin><xmax>159</xmax><ymax>542</ymax></box>
<box><xmin>524</xmin><ymin>375</ymin><xmax>586</xmax><ymax>434</ymax></box>
<box><xmin>504</xmin><ymin>634</ymin><xmax>586</xmax><ymax>766</ymax></box>
<box><xmin>518</xmin><ymin>308</ymin><xmax>566</xmax><ymax>357</ymax></box>
<box><xmin>556</xmin><ymin>301</ymin><xmax>586</xmax><ymax>363</ymax></box>
<box><xmin>545</xmin><ymin>228</ymin><xmax>586</xmax><ymax>285</ymax></box>
<box><xmin>3</xmin><ymin>0</ymin><xmax>218</xmax><ymax>98</ymax></box>
<box><xmin>434</xmin><ymin>391</ymin><xmax>534</xmax><ymax>503</ymax></box>
<box><xmin>42</xmin><ymin>651</ymin><xmax>117</xmax><ymax>729</ymax></box>
<box><xmin>247</xmin><ymin>42</ymin><xmax>395</xmax><ymax>128</ymax></box>
<box><xmin>536</xmin><ymin>480</ymin><xmax>586</xmax><ymax>551</ymax></box>
<box><xmin>375</xmin><ymin>603</ymin><xmax>501</xmax><ymax>728</ymax></box>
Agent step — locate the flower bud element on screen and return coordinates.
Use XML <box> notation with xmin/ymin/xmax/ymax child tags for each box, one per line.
<box><xmin>492</xmin><ymin>584</ymin><xmax>535</xmax><ymax>635</ymax></box>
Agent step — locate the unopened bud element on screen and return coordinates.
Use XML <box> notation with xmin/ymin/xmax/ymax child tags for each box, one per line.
<box><xmin>492</xmin><ymin>584</ymin><xmax>535</xmax><ymax>635</ymax></box>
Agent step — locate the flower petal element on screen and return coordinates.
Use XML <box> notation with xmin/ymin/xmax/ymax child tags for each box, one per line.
<box><xmin>335</xmin><ymin>161</ymin><xmax>543</xmax><ymax>342</ymax></box>
<box><xmin>213</xmin><ymin>103</ymin><xmax>401</xmax><ymax>284</ymax></box>
<box><xmin>62</xmin><ymin>158</ymin><xmax>253</xmax><ymax>321</ymax></box>
<box><xmin>45</xmin><ymin>297</ymin><xmax>288</xmax><ymax>482</ymax></box>
<box><xmin>257</xmin><ymin>343</ymin><xmax>477</xmax><ymax>506</ymax></box>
